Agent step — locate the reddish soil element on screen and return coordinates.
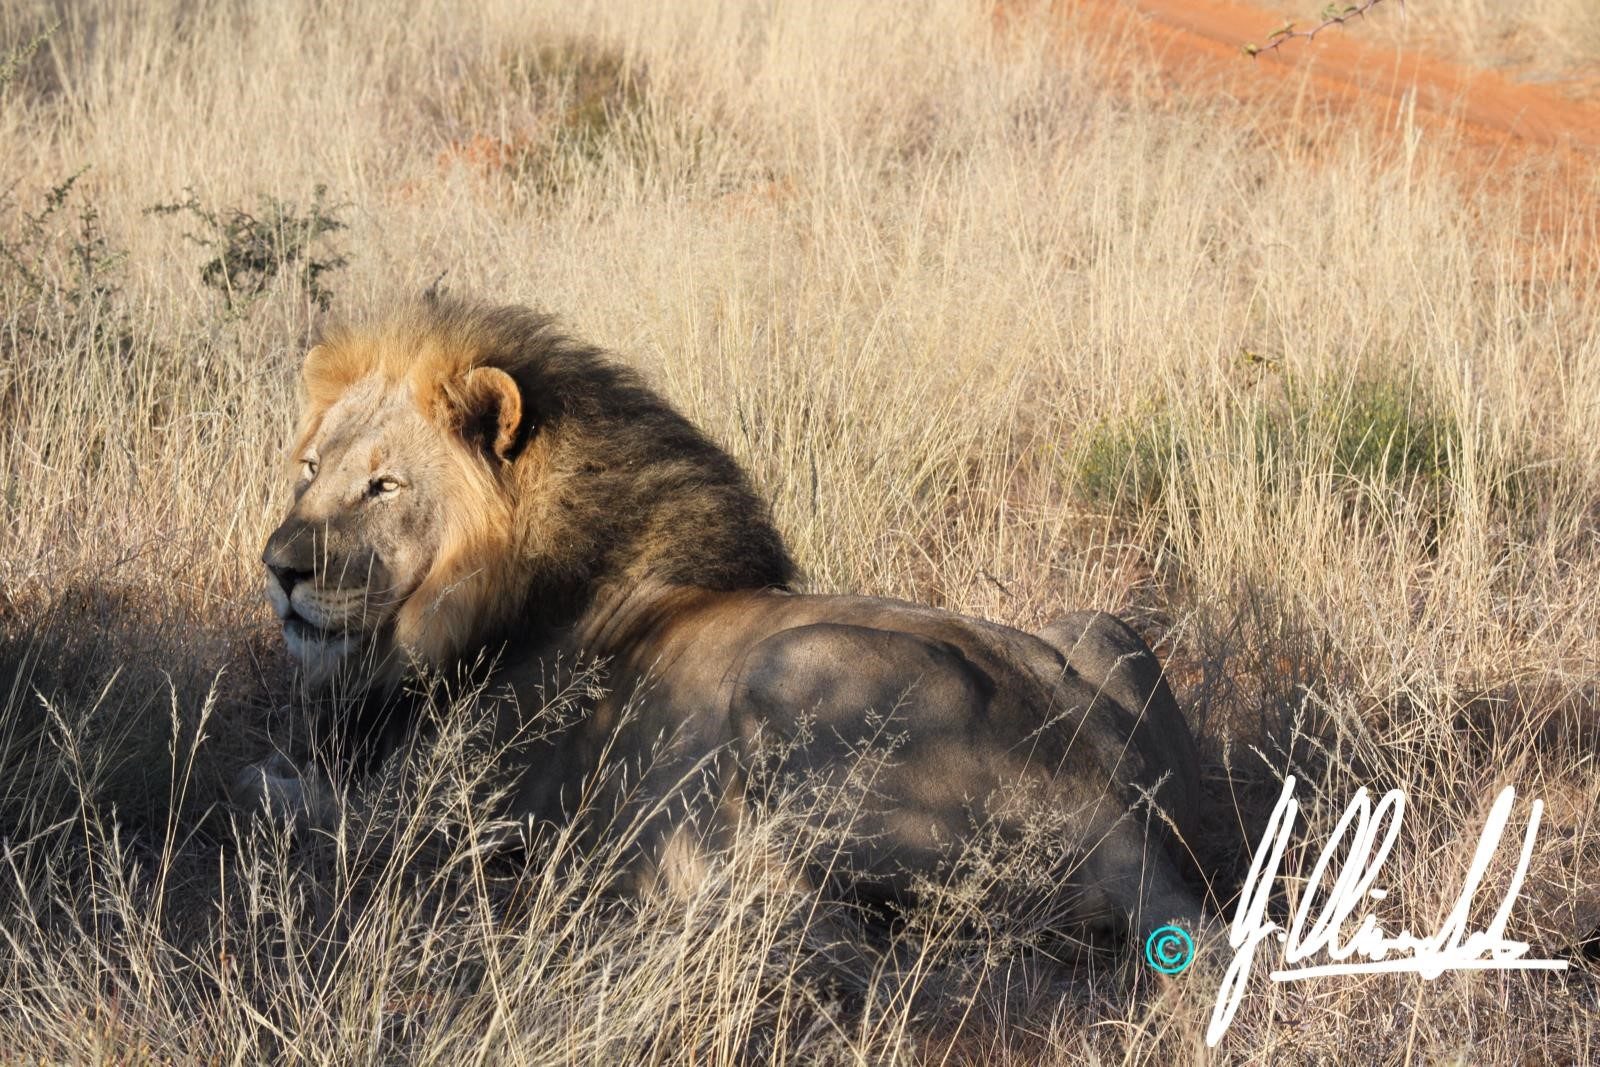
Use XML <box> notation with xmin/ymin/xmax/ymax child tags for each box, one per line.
<box><xmin>1095</xmin><ymin>0</ymin><xmax>1600</xmax><ymax>149</ymax></box>
<box><xmin>1053</xmin><ymin>0</ymin><xmax>1600</xmax><ymax>267</ymax></box>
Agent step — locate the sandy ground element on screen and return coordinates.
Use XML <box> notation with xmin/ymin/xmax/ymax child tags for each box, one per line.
<box><xmin>1059</xmin><ymin>0</ymin><xmax>1600</xmax><ymax>263</ymax></box>
<box><xmin>1094</xmin><ymin>0</ymin><xmax>1600</xmax><ymax>146</ymax></box>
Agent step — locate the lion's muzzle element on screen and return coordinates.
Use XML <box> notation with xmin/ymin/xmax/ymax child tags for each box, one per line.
<box><xmin>262</xmin><ymin>513</ymin><xmax>392</xmax><ymax>681</ymax></box>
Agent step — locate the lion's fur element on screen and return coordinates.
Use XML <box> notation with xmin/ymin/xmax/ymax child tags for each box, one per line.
<box><xmin>259</xmin><ymin>295</ymin><xmax>1204</xmax><ymax>945</ymax></box>
<box><xmin>294</xmin><ymin>296</ymin><xmax>794</xmax><ymax>669</ymax></box>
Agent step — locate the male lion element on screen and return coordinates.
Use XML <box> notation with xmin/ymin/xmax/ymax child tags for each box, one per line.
<box><xmin>251</xmin><ymin>296</ymin><xmax>1204</xmax><ymax>950</ymax></box>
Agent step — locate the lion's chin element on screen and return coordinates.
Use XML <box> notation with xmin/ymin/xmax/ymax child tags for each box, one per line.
<box><xmin>283</xmin><ymin>622</ymin><xmax>363</xmax><ymax>689</ymax></box>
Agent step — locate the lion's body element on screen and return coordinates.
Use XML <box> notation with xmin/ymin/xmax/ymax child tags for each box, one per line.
<box><xmin>254</xmin><ymin>296</ymin><xmax>1204</xmax><ymax>947</ymax></box>
<box><xmin>494</xmin><ymin>589</ymin><xmax>1201</xmax><ymax>936</ymax></box>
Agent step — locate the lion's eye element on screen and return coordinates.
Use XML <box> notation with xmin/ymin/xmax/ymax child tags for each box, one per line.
<box><xmin>301</xmin><ymin>458</ymin><xmax>319</xmax><ymax>482</ymax></box>
<box><xmin>370</xmin><ymin>475</ymin><xmax>402</xmax><ymax>497</ymax></box>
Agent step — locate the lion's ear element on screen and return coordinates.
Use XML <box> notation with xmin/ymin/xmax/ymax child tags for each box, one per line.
<box><xmin>301</xmin><ymin>343</ymin><xmax>362</xmax><ymax>407</ymax></box>
<box><xmin>453</xmin><ymin>366</ymin><xmax>524</xmax><ymax>461</ymax></box>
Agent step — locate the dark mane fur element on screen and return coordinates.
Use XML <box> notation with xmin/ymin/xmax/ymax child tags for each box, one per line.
<box><xmin>335</xmin><ymin>294</ymin><xmax>796</xmax><ymax>636</ymax></box>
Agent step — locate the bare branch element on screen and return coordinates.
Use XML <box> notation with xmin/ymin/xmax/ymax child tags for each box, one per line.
<box><xmin>1241</xmin><ymin>1</ymin><xmax>1398</xmax><ymax>58</ymax></box>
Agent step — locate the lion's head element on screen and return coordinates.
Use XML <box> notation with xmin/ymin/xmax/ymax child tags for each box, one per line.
<box><xmin>262</xmin><ymin>297</ymin><xmax>794</xmax><ymax>688</ymax></box>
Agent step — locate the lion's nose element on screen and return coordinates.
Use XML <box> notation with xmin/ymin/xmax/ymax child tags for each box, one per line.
<box><xmin>262</xmin><ymin>522</ymin><xmax>317</xmax><ymax>598</ymax></box>
<box><xmin>265</xmin><ymin>560</ymin><xmax>312</xmax><ymax>598</ymax></box>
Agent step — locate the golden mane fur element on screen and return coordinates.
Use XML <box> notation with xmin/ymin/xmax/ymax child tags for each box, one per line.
<box><xmin>293</xmin><ymin>296</ymin><xmax>794</xmax><ymax>671</ymax></box>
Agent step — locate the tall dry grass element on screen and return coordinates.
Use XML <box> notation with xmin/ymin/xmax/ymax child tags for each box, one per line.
<box><xmin>1372</xmin><ymin>0</ymin><xmax>1600</xmax><ymax>75</ymax></box>
<box><xmin>1</xmin><ymin>0</ymin><xmax>1597</xmax><ymax>1061</ymax></box>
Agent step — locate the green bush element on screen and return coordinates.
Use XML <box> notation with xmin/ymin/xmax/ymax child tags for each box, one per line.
<box><xmin>145</xmin><ymin>184</ymin><xmax>349</xmax><ymax>312</ymax></box>
<box><xmin>1076</xmin><ymin>405</ymin><xmax>1183</xmax><ymax>512</ymax></box>
<box><xmin>507</xmin><ymin>41</ymin><xmax>654</xmax><ymax>195</ymax></box>
<box><xmin>1297</xmin><ymin>377</ymin><xmax>1457</xmax><ymax>486</ymax></box>
<box><xmin>1075</xmin><ymin>376</ymin><xmax>1480</xmax><ymax>524</ymax></box>
<box><xmin>0</xmin><ymin>169</ymin><xmax>127</xmax><ymax>317</ymax></box>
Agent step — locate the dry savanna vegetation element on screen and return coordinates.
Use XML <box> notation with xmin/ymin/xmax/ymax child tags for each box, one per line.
<box><xmin>2</xmin><ymin>0</ymin><xmax>1598</xmax><ymax>1062</ymax></box>
<box><xmin>1366</xmin><ymin>0</ymin><xmax>1600</xmax><ymax>76</ymax></box>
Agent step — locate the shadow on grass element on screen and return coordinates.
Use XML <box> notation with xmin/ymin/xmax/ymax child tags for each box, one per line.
<box><xmin>0</xmin><ymin>576</ymin><xmax>291</xmax><ymax>849</ymax></box>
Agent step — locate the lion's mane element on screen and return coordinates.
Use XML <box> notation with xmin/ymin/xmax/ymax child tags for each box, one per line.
<box><xmin>299</xmin><ymin>295</ymin><xmax>795</xmax><ymax>666</ymax></box>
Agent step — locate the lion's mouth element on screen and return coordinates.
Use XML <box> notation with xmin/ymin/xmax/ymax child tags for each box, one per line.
<box><xmin>283</xmin><ymin>611</ymin><xmax>349</xmax><ymax>644</ymax></box>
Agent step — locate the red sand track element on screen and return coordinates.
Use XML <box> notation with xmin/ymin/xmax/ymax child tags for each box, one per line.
<box><xmin>1053</xmin><ymin>0</ymin><xmax>1600</xmax><ymax>261</ymax></box>
<box><xmin>1095</xmin><ymin>0</ymin><xmax>1600</xmax><ymax>150</ymax></box>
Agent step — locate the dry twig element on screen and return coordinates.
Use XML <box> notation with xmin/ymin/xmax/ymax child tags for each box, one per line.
<box><xmin>1242</xmin><ymin>1</ymin><xmax>1398</xmax><ymax>57</ymax></box>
